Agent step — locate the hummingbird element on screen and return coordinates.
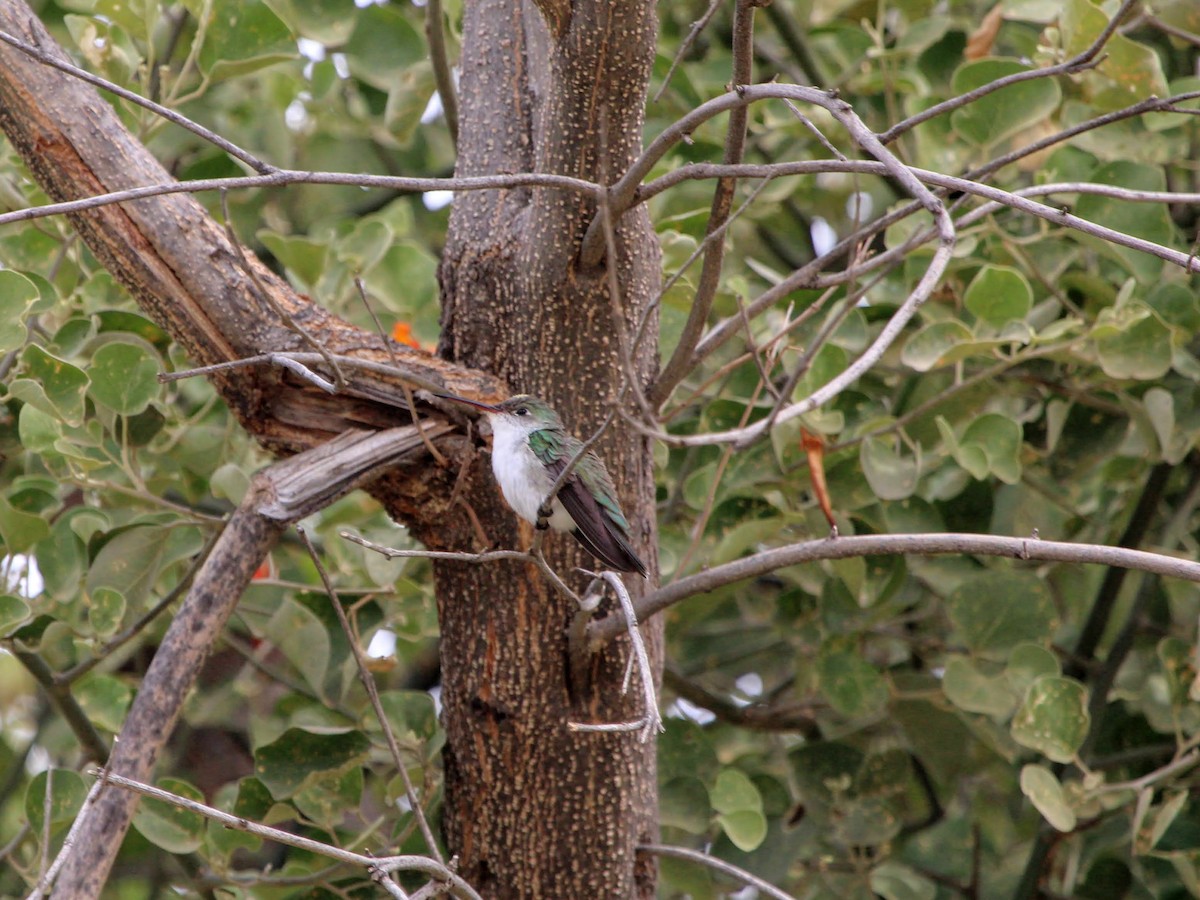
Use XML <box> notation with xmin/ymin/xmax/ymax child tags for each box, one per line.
<box><xmin>439</xmin><ymin>393</ymin><xmax>648</xmax><ymax>577</ymax></box>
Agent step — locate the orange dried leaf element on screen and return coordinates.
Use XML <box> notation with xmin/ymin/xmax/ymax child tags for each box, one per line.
<box><xmin>392</xmin><ymin>321</ymin><xmax>422</xmax><ymax>348</ymax></box>
<box><xmin>965</xmin><ymin>4</ymin><xmax>1004</xmax><ymax>60</ymax></box>
<box><xmin>801</xmin><ymin>427</ymin><xmax>837</xmax><ymax>532</ymax></box>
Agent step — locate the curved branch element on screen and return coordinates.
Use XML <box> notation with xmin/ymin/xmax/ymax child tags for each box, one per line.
<box><xmin>424</xmin><ymin>0</ymin><xmax>458</xmax><ymax>144</ymax></box>
<box><xmin>877</xmin><ymin>0</ymin><xmax>1139</xmax><ymax>145</ymax></box>
<box><xmin>0</xmin><ymin>26</ymin><xmax>274</xmax><ymax>174</ymax></box>
<box><xmin>645</xmin><ymin>0</ymin><xmax>758</xmax><ymax>405</ymax></box>
<box><xmin>46</xmin><ymin>427</ymin><xmax>447</xmax><ymax>899</ymax></box>
<box><xmin>588</xmin><ymin>533</ymin><xmax>1200</xmax><ymax>644</ymax></box>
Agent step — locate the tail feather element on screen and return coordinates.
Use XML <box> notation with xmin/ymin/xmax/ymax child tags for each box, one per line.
<box><xmin>571</xmin><ymin>525</ymin><xmax>648</xmax><ymax>577</ymax></box>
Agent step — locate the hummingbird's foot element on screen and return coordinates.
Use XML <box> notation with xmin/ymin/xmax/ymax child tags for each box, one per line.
<box><xmin>536</xmin><ymin>503</ymin><xmax>553</xmax><ymax>530</ymax></box>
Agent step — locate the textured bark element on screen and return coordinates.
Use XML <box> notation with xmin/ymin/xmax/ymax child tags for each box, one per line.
<box><xmin>436</xmin><ymin>0</ymin><xmax>663</xmax><ymax>896</ymax></box>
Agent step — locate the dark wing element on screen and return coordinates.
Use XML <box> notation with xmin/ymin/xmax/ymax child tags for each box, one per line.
<box><xmin>556</xmin><ymin>476</ymin><xmax>648</xmax><ymax>576</ymax></box>
<box><xmin>530</xmin><ymin>439</ymin><xmax>646</xmax><ymax>576</ymax></box>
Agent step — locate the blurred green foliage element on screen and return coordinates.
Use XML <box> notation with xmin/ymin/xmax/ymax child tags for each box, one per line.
<box><xmin>1</xmin><ymin>0</ymin><xmax>1199</xmax><ymax>897</ymax></box>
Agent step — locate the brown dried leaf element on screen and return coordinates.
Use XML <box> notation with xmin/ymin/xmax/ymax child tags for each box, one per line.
<box><xmin>966</xmin><ymin>4</ymin><xmax>1005</xmax><ymax>61</ymax></box>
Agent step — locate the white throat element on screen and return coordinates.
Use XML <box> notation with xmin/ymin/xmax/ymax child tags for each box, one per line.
<box><xmin>487</xmin><ymin>415</ymin><xmax>574</xmax><ymax>531</ymax></box>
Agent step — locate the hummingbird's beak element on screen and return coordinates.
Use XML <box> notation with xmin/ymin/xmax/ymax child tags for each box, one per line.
<box><xmin>436</xmin><ymin>393</ymin><xmax>501</xmax><ymax>414</ymax></box>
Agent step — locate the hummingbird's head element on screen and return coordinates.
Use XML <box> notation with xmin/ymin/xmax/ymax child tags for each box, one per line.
<box><xmin>493</xmin><ymin>395</ymin><xmax>561</xmax><ymax>430</ymax></box>
<box><xmin>437</xmin><ymin>393</ymin><xmax>562</xmax><ymax>433</ymax></box>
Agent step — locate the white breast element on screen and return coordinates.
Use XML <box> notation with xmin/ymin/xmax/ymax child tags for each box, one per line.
<box><xmin>488</xmin><ymin>416</ymin><xmax>575</xmax><ymax>532</ymax></box>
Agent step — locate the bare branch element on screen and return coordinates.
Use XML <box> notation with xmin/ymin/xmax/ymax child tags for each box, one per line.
<box><xmin>298</xmin><ymin>527</ymin><xmax>444</xmax><ymax>864</ymax></box>
<box><xmin>588</xmin><ymin>533</ymin><xmax>1200</xmax><ymax>644</ymax></box>
<box><xmin>652</xmin><ymin>0</ymin><xmax>722</xmax><ymax>102</ymax></box>
<box><xmin>877</xmin><ymin>0</ymin><xmax>1140</xmax><ymax>144</ymax></box>
<box><xmin>81</xmin><ymin>769</ymin><xmax>482</xmax><ymax>900</ymax></box>
<box><xmin>569</xmin><ymin>572</ymin><xmax>663</xmax><ymax>740</ymax></box>
<box><xmin>424</xmin><ymin>0</ymin><xmax>459</xmax><ymax>144</ymax></box>
<box><xmin>647</xmin><ymin>0</ymin><xmax>759</xmax><ymax>406</ymax></box>
<box><xmin>0</xmin><ymin>169</ymin><xmax>599</xmax><ymax>230</ymax></box>
<box><xmin>46</xmin><ymin>426</ymin><xmax>449</xmax><ymax>898</ymax></box>
<box><xmin>0</xmin><ymin>27</ymin><xmax>274</xmax><ymax>174</ymax></box>
<box><xmin>638</xmin><ymin>843</ymin><xmax>799</xmax><ymax>900</ymax></box>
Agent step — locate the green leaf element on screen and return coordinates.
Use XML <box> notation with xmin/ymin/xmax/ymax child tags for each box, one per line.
<box><xmin>1061</xmin><ymin>0</ymin><xmax>1169</xmax><ymax>106</ymax></box>
<box><xmin>1011</xmin><ymin>676</ymin><xmax>1089</xmax><ymax>763</ymax></box>
<box><xmin>959</xmin><ymin>413</ymin><xmax>1022</xmax><ymax>484</ymax></box>
<box><xmin>86</xmin><ymin>586</ymin><xmax>126</xmax><ymax>637</ymax></box>
<box><xmin>710</xmin><ymin>768</ymin><xmax>762</xmax><ymax>814</ymax></box>
<box><xmin>860</xmin><ymin>436</ymin><xmax>920</xmax><ymax>501</ymax></box>
<box><xmin>197</xmin><ymin>0</ymin><xmax>295</xmax><ymax>80</ymax></box>
<box><xmin>1020</xmin><ymin>764</ymin><xmax>1077</xmax><ymax>831</ymax></box>
<box><xmin>342</xmin><ymin>5</ymin><xmax>426</xmax><ymax>92</ymax></box>
<box><xmin>950</xmin><ymin>59</ymin><xmax>1062</xmax><ymax>147</ymax></box>
<box><xmin>946</xmin><ymin>571</ymin><xmax>1057</xmax><ymax>657</ymax></box>
<box><xmin>293</xmin><ymin>765</ymin><xmax>364</xmax><ymax>829</ymax></box>
<box><xmin>208</xmin><ymin>777</ymin><xmax>272</xmax><ymax>860</ymax></box>
<box><xmin>901</xmin><ymin>320</ymin><xmax>974</xmax><ymax>372</ymax></box>
<box><xmin>870</xmin><ymin>861</ymin><xmax>938</xmax><ymax>900</ymax></box>
<box><xmin>964</xmin><ymin>265</ymin><xmax>1033</xmax><ymax>327</ymax></box>
<box><xmin>1076</xmin><ymin>163</ymin><xmax>1176</xmax><ymax>283</ymax></box>
<box><xmin>257</xmin><ymin>230</ymin><xmax>329</xmax><ymax>288</ymax></box>
<box><xmin>74</xmin><ymin>674</ymin><xmax>132</xmax><ymax>733</ymax></box>
<box><xmin>817</xmin><ymin>642</ymin><xmax>889</xmax><ymax>717</ymax></box>
<box><xmin>1005</xmin><ymin>643</ymin><xmax>1060</xmax><ymax>695</ymax></box>
<box><xmin>25</xmin><ymin>769</ymin><xmax>88</xmax><ymax>836</ymax></box>
<box><xmin>36</xmin><ymin>518</ymin><xmax>86</xmax><ymax>600</ymax></box>
<box><xmin>86</xmin><ymin>526</ymin><xmax>170</xmax><ymax>609</ymax></box>
<box><xmin>661</xmin><ymin>776</ymin><xmax>710</xmax><ymax>834</ymax></box>
<box><xmin>1093</xmin><ymin>301</ymin><xmax>1173</xmax><ymax>380</ymax></box>
<box><xmin>717</xmin><ymin>809</ymin><xmax>768</xmax><ymax>852</ymax></box>
<box><xmin>131</xmin><ymin>777</ymin><xmax>206</xmax><ymax>854</ymax></box>
<box><xmin>264</xmin><ymin>0</ymin><xmax>358</xmax><ymax>43</ymax></box>
<box><xmin>10</xmin><ymin>345</ymin><xmax>90</xmax><ymax>426</ymax></box>
<box><xmin>0</xmin><ymin>269</ymin><xmax>39</xmax><ymax>353</ymax></box>
<box><xmin>0</xmin><ymin>494</ymin><xmax>51</xmax><ymax>554</ymax></box>
<box><xmin>253</xmin><ymin>727</ymin><xmax>371</xmax><ymax>799</ymax></box>
<box><xmin>87</xmin><ymin>341</ymin><xmax>161</xmax><ymax>415</ymax></box>
<box><xmin>0</xmin><ymin>594</ymin><xmax>32</xmax><ymax>635</ymax></box>
<box><xmin>263</xmin><ymin>597</ymin><xmax>332</xmax><ymax>701</ymax></box>
<box><xmin>17</xmin><ymin>404</ymin><xmax>62</xmax><ymax>454</ymax></box>
<box><xmin>369</xmin><ymin>241</ymin><xmax>440</xmax><ymax>316</ymax></box>
<box><xmin>379</xmin><ymin>690</ymin><xmax>438</xmax><ymax>743</ymax></box>
<box><xmin>942</xmin><ymin>656</ymin><xmax>1018</xmax><ymax>718</ymax></box>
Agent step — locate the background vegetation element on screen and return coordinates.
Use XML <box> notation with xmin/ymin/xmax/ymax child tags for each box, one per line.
<box><xmin>1</xmin><ymin>0</ymin><xmax>1199</xmax><ymax>896</ymax></box>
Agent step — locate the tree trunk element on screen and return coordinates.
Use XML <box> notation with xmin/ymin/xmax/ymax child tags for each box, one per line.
<box><xmin>432</xmin><ymin>0</ymin><xmax>663</xmax><ymax>896</ymax></box>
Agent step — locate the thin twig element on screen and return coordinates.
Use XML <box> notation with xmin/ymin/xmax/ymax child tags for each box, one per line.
<box><xmin>158</xmin><ymin>351</ymin><xmax>447</xmax><ymax>396</ymax></box>
<box><xmin>0</xmin><ymin>27</ymin><xmax>274</xmax><ymax>174</ymax></box>
<box><xmin>644</xmin><ymin>0</ymin><xmax>758</xmax><ymax>405</ymax></box>
<box><xmin>653</xmin><ymin>0</ymin><xmax>723</xmax><ymax>102</ymax></box>
<box><xmin>569</xmin><ymin>572</ymin><xmax>662</xmax><ymax>741</ymax></box>
<box><xmin>57</xmin><ymin>526</ymin><xmax>224</xmax><ymax>685</ymax></box>
<box><xmin>588</xmin><ymin>532</ymin><xmax>1200</xmax><ymax>644</ymax></box>
<box><xmin>638</xmin><ymin>843</ymin><xmax>799</xmax><ymax>900</ymax></box>
<box><xmin>220</xmin><ymin>191</ymin><xmax>346</xmax><ymax>390</ymax></box>
<box><xmin>877</xmin><ymin>0</ymin><xmax>1139</xmax><ymax>144</ymax></box>
<box><xmin>81</xmin><ymin>768</ymin><xmax>482</xmax><ymax>900</ymax></box>
<box><xmin>353</xmin><ymin>276</ymin><xmax>447</xmax><ymax>466</ymax></box>
<box><xmin>297</xmin><ymin>527</ymin><xmax>444</xmax><ymax>864</ymax></box>
<box><xmin>424</xmin><ymin>0</ymin><xmax>458</xmax><ymax>144</ymax></box>
<box><xmin>25</xmin><ymin>776</ymin><xmax>105</xmax><ymax>900</ymax></box>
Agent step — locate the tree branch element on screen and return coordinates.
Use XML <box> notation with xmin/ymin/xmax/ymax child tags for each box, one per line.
<box><xmin>45</xmin><ymin>426</ymin><xmax>448</xmax><ymax>899</ymax></box>
<box><xmin>587</xmin><ymin>533</ymin><xmax>1200</xmax><ymax>644</ymax></box>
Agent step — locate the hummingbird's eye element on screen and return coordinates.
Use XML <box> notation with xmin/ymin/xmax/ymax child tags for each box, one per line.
<box><xmin>515</xmin><ymin>407</ymin><xmax>529</xmax><ymax>416</ymax></box>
